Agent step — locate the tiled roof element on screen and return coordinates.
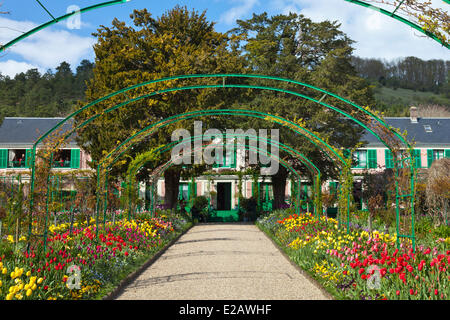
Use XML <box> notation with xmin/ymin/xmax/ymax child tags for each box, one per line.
<box><xmin>362</xmin><ymin>117</ymin><xmax>450</xmax><ymax>147</ymax></box>
<box><xmin>0</xmin><ymin>116</ymin><xmax>448</xmax><ymax>147</ymax></box>
<box><xmin>0</xmin><ymin>118</ymin><xmax>75</xmax><ymax>145</ymax></box>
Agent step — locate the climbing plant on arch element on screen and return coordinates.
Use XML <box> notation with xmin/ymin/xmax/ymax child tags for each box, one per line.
<box><xmin>27</xmin><ymin>74</ymin><xmax>417</xmax><ymax>252</ymax></box>
<box><xmin>122</xmin><ymin>133</ymin><xmax>322</xmax><ymax>219</ymax></box>
<box><xmin>94</xmin><ymin>108</ymin><xmax>343</xmax><ymax>215</ymax></box>
<box><xmin>122</xmin><ymin>137</ymin><xmax>307</xmax><ymax>221</ymax></box>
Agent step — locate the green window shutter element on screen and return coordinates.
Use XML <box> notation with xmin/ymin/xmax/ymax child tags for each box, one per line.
<box><xmin>368</xmin><ymin>149</ymin><xmax>377</xmax><ymax>169</ymax></box>
<box><xmin>25</xmin><ymin>149</ymin><xmax>32</xmax><ymax>168</ymax></box>
<box><xmin>0</xmin><ymin>149</ymin><xmax>7</xmax><ymax>168</ymax></box>
<box><xmin>427</xmin><ymin>149</ymin><xmax>433</xmax><ymax>168</ymax></box>
<box><xmin>329</xmin><ymin>181</ymin><xmax>337</xmax><ymax>195</ymax></box>
<box><xmin>385</xmin><ymin>149</ymin><xmax>393</xmax><ymax>169</ymax></box>
<box><xmin>70</xmin><ymin>149</ymin><xmax>80</xmax><ymax>169</ymax></box>
<box><xmin>445</xmin><ymin>150</ymin><xmax>450</xmax><ymax>159</ymax></box>
<box><xmin>178</xmin><ymin>184</ymin><xmax>183</xmax><ymax>200</ymax></box>
<box><xmin>413</xmin><ymin>149</ymin><xmax>422</xmax><ymax>168</ymax></box>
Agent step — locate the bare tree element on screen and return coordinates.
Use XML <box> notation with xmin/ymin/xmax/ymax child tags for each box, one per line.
<box><xmin>417</xmin><ymin>104</ymin><xmax>450</xmax><ymax>117</ymax></box>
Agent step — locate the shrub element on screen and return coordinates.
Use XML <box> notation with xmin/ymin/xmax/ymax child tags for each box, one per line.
<box><xmin>192</xmin><ymin>196</ymin><xmax>208</xmax><ymax>211</ymax></box>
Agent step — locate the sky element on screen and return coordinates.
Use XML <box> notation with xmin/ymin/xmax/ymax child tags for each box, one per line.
<box><xmin>0</xmin><ymin>0</ymin><xmax>448</xmax><ymax>78</ymax></box>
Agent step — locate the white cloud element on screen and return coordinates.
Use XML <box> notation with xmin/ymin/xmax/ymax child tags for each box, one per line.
<box><xmin>0</xmin><ymin>60</ymin><xmax>41</xmax><ymax>78</ymax></box>
<box><xmin>0</xmin><ymin>16</ymin><xmax>95</xmax><ymax>77</ymax></box>
<box><xmin>268</xmin><ymin>0</ymin><xmax>449</xmax><ymax>60</ymax></box>
<box><xmin>220</xmin><ymin>0</ymin><xmax>260</xmax><ymax>25</ymax></box>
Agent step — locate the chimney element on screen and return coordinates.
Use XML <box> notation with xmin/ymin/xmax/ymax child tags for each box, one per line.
<box><xmin>410</xmin><ymin>106</ymin><xmax>418</xmax><ymax>123</ymax></box>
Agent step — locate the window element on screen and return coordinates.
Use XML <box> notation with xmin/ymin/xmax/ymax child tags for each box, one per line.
<box><xmin>178</xmin><ymin>183</ymin><xmax>189</xmax><ymax>201</ymax></box>
<box><xmin>7</xmin><ymin>149</ymin><xmax>28</xmax><ymax>168</ymax></box>
<box><xmin>52</xmin><ymin>149</ymin><xmax>80</xmax><ymax>169</ymax></box>
<box><xmin>385</xmin><ymin>149</ymin><xmax>421</xmax><ymax>169</ymax></box>
<box><xmin>433</xmin><ymin>149</ymin><xmax>444</xmax><ymax>160</ymax></box>
<box><xmin>353</xmin><ymin>150</ymin><xmax>367</xmax><ymax>168</ymax></box>
<box><xmin>352</xmin><ymin>149</ymin><xmax>377</xmax><ymax>169</ymax></box>
<box><xmin>427</xmin><ymin>149</ymin><xmax>447</xmax><ymax>167</ymax></box>
<box><xmin>214</xmin><ymin>148</ymin><xmax>236</xmax><ymax>168</ymax></box>
<box><xmin>0</xmin><ymin>149</ymin><xmax>31</xmax><ymax>169</ymax></box>
<box><xmin>53</xmin><ymin>149</ymin><xmax>72</xmax><ymax>168</ymax></box>
<box><xmin>423</xmin><ymin>125</ymin><xmax>432</xmax><ymax>133</ymax></box>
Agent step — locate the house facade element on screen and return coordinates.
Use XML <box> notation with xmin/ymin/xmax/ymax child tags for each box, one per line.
<box><xmin>0</xmin><ymin>108</ymin><xmax>449</xmax><ymax>218</ymax></box>
<box><xmin>0</xmin><ymin>118</ymin><xmax>91</xmax><ymax>187</ymax></box>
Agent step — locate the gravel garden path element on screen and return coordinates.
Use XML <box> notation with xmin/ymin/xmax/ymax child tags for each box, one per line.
<box><xmin>114</xmin><ymin>223</ymin><xmax>331</xmax><ymax>300</ymax></box>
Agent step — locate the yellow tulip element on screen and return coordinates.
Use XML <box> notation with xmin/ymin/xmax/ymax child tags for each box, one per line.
<box><xmin>26</xmin><ymin>289</ymin><xmax>33</xmax><ymax>297</ymax></box>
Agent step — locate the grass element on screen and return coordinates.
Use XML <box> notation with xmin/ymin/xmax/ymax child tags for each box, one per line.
<box><xmin>373</xmin><ymin>86</ymin><xmax>450</xmax><ymax>116</ymax></box>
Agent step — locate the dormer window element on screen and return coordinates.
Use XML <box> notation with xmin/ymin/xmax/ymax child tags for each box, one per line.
<box><xmin>424</xmin><ymin>125</ymin><xmax>432</xmax><ymax>133</ymax></box>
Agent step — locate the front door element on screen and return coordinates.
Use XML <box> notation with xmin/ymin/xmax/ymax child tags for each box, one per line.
<box><xmin>216</xmin><ymin>182</ymin><xmax>232</xmax><ymax>210</ymax></box>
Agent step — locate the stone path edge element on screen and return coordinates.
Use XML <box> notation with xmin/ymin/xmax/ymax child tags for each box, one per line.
<box><xmin>255</xmin><ymin>222</ymin><xmax>335</xmax><ymax>300</ymax></box>
<box><xmin>102</xmin><ymin>223</ymin><xmax>194</xmax><ymax>300</ymax></box>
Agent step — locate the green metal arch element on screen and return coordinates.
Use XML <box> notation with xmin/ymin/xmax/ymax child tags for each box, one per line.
<box><xmin>123</xmin><ymin>137</ymin><xmax>305</xmax><ymax>219</ymax></box>
<box><xmin>31</xmin><ymin>74</ymin><xmax>409</xmax><ymax>151</ymax></box>
<box><xmin>126</xmin><ymin>133</ymin><xmax>322</xmax><ymax>214</ymax></box>
<box><xmin>0</xmin><ymin>0</ymin><xmax>130</xmax><ymax>52</ymax></box>
<box><xmin>94</xmin><ymin>110</ymin><xmax>335</xmax><ymax>231</ymax></box>
<box><xmin>128</xmin><ymin>130</ymin><xmax>321</xmax><ymax>177</ymax></box>
<box><xmin>345</xmin><ymin>0</ymin><xmax>449</xmax><ymax>49</ymax></box>
<box><xmin>99</xmin><ymin>109</ymin><xmax>341</xmax><ymax>181</ymax></box>
<box><xmin>28</xmin><ymin>74</ymin><xmax>416</xmax><ymax>251</ymax></box>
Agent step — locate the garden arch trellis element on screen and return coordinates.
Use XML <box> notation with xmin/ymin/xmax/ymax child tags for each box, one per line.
<box><xmin>94</xmin><ymin>108</ymin><xmax>343</xmax><ymax>220</ymax></box>
<box><xmin>122</xmin><ymin>137</ymin><xmax>308</xmax><ymax>221</ymax></box>
<box><xmin>344</xmin><ymin>0</ymin><xmax>449</xmax><ymax>49</ymax></box>
<box><xmin>29</xmin><ymin>105</ymin><xmax>345</xmax><ymax>251</ymax></box>
<box><xmin>27</xmin><ymin>74</ymin><xmax>416</xmax><ymax>252</ymax></box>
<box><xmin>123</xmin><ymin>133</ymin><xmax>322</xmax><ymax>219</ymax></box>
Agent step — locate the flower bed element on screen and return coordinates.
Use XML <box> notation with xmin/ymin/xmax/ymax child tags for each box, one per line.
<box><xmin>257</xmin><ymin>210</ymin><xmax>449</xmax><ymax>300</ymax></box>
<box><xmin>0</xmin><ymin>211</ymin><xmax>191</xmax><ymax>300</ymax></box>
